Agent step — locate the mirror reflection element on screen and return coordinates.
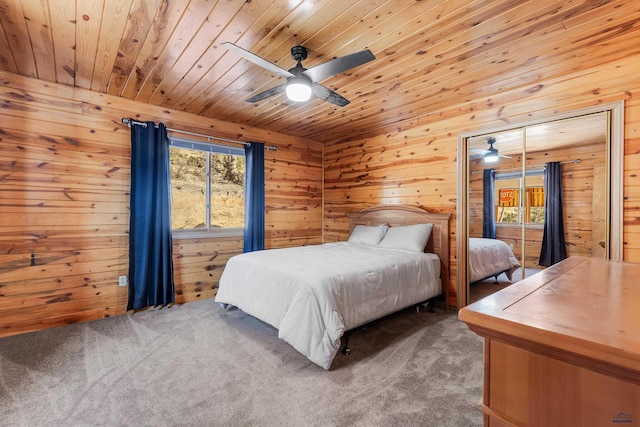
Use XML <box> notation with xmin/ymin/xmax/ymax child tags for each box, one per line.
<box><xmin>466</xmin><ymin>112</ymin><xmax>609</xmax><ymax>304</ymax></box>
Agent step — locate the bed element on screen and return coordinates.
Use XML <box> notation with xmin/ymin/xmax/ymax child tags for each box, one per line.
<box><xmin>468</xmin><ymin>237</ymin><xmax>520</xmax><ymax>283</ymax></box>
<box><xmin>215</xmin><ymin>205</ymin><xmax>450</xmax><ymax>370</ymax></box>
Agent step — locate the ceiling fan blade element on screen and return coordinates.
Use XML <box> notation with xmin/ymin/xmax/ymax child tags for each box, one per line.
<box><xmin>246</xmin><ymin>84</ymin><xmax>286</xmax><ymax>103</ymax></box>
<box><xmin>470</xmin><ymin>148</ymin><xmax>490</xmax><ymax>154</ymax></box>
<box><xmin>470</xmin><ymin>151</ymin><xmax>512</xmax><ymax>159</ymax></box>
<box><xmin>311</xmin><ymin>83</ymin><xmax>350</xmax><ymax>107</ymax></box>
<box><xmin>303</xmin><ymin>50</ymin><xmax>375</xmax><ymax>82</ymax></box>
<box><xmin>221</xmin><ymin>42</ymin><xmax>294</xmax><ymax>79</ymax></box>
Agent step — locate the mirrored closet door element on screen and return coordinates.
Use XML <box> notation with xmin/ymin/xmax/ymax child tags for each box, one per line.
<box><xmin>457</xmin><ymin>104</ymin><xmax>624</xmax><ymax>308</ymax></box>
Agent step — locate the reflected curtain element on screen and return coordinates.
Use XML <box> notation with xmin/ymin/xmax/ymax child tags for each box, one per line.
<box><xmin>539</xmin><ymin>162</ymin><xmax>567</xmax><ymax>266</ymax></box>
<box><xmin>482</xmin><ymin>168</ymin><xmax>496</xmax><ymax>239</ymax></box>
<box><xmin>127</xmin><ymin>122</ymin><xmax>175</xmax><ymax>311</ymax></box>
<box><xmin>244</xmin><ymin>142</ymin><xmax>265</xmax><ymax>252</ymax></box>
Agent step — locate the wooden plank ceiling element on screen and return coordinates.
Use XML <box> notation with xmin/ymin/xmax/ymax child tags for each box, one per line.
<box><xmin>0</xmin><ymin>0</ymin><xmax>639</xmax><ymax>143</ymax></box>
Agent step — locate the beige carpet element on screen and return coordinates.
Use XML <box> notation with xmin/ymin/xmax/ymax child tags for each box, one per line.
<box><xmin>0</xmin><ymin>299</ymin><xmax>483</xmax><ymax>426</ymax></box>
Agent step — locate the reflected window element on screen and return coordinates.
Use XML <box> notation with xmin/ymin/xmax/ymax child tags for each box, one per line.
<box><xmin>495</xmin><ymin>171</ymin><xmax>544</xmax><ymax>225</ymax></box>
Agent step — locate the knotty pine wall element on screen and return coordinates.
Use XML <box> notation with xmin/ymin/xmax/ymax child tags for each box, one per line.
<box><xmin>3</xmin><ymin>54</ymin><xmax>640</xmax><ymax>334</ymax></box>
<box><xmin>0</xmin><ymin>71</ymin><xmax>322</xmax><ymax>338</ymax></box>
<box><xmin>324</xmin><ymin>55</ymin><xmax>640</xmax><ymax>309</ymax></box>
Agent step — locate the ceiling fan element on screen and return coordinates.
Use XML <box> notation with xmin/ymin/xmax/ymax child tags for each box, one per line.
<box><xmin>221</xmin><ymin>42</ymin><xmax>375</xmax><ymax>106</ymax></box>
<box><xmin>470</xmin><ymin>137</ymin><xmax>512</xmax><ymax>163</ymax></box>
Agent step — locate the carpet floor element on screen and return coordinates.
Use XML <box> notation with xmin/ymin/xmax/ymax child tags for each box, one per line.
<box><xmin>0</xmin><ymin>299</ymin><xmax>483</xmax><ymax>426</ymax></box>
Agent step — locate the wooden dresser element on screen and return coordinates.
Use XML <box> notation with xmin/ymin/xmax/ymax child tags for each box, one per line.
<box><xmin>459</xmin><ymin>256</ymin><xmax>640</xmax><ymax>426</ymax></box>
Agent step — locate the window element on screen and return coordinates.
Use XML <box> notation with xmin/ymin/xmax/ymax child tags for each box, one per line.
<box><xmin>497</xmin><ymin>187</ymin><xmax>519</xmax><ymax>223</ymax></box>
<box><xmin>495</xmin><ymin>171</ymin><xmax>544</xmax><ymax>225</ymax></box>
<box><xmin>525</xmin><ymin>187</ymin><xmax>545</xmax><ymax>224</ymax></box>
<box><xmin>169</xmin><ymin>137</ymin><xmax>245</xmax><ymax>233</ymax></box>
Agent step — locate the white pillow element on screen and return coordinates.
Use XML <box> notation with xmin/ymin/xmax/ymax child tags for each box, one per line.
<box><xmin>377</xmin><ymin>223</ymin><xmax>433</xmax><ymax>252</ymax></box>
<box><xmin>347</xmin><ymin>224</ymin><xmax>389</xmax><ymax>245</ymax></box>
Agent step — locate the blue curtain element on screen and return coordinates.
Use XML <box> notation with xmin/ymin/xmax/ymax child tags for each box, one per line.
<box><xmin>244</xmin><ymin>143</ymin><xmax>265</xmax><ymax>252</ymax></box>
<box><xmin>482</xmin><ymin>168</ymin><xmax>496</xmax><ymax>239</ymax></box>
<box><xmin>539</xmin><ymin>162</ymin><xmax>568</xmax><ymax>267</ymax></box>
<box><xmin>127</xmin><ymin>122</ymin><xmax>175</xmax><ymax>311</ymax></box>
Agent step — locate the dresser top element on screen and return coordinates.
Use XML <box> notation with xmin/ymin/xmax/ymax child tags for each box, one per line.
<box><xmin>459</xmin><ymin>256</ymin><xmax>640</xmax><ymax>373</ymax></box>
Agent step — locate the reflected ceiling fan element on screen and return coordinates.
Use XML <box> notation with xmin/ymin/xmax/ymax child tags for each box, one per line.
<box><xmin>221</xmin><ymin>42</ymin><xmax>375</xmax><ymax>106</ymax></box>
<box><xmin>470</xmin><ymin>137</ymin><xmax>512</xmax><ymax>163</ymax></box>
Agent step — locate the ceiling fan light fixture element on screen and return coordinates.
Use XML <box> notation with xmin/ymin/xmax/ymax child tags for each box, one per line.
<box><xmin>484</xmin><ymin>148</ymin><xmax>499</xmax><ymax>163</ymax></box>
<box><xmin>484</xmin><ymin>137</ymin><xmax>500</xmax><ymax>163</ymax></box>
<box><xmin>286</xmin><ymin>78</ymin><xmax>312</xmax><ymax>102</ymax></box>
<box><xmin>222</xmin><ymin>42</ymin><xmax>375</xmax><ymax>106</ymax></box>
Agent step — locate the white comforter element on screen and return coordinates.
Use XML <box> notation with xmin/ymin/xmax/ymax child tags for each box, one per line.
<box><xmin>468</xmin><ymin>237</ymin><xmax>521</xmax><ymax>283</ymax></box>
<box><xmin>215</xmin><ymin>242</ymin><xmax>441</xmax><ymax>369</ymax></box>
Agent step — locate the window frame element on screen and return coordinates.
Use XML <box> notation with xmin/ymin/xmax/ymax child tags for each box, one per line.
<box><xmin>169</xmin><ymin>137</ymin><xmax>245</xmax><ymax>239</ymax></box>
<box><xmin>495</xmin><ymin>169</ymin><xmax>545</xmax><ymax>228</ymax></box>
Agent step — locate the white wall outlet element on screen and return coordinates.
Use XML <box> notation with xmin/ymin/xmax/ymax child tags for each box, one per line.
<box><xmin>118</xmin><ymin>275</ymin><xmax>127</xmax><ymax>287</ymax></box>
<box><xmin>509</xmin><ymin>243</ymin><xmax>514</xmax><ymax>250</ymax></box>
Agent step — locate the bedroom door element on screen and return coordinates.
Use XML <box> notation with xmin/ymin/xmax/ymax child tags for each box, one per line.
<box><xmin>592</xmin><ymin>163</ymin><xmax>608</xmax><ymax>259</ymax></box>
<box><xmin>457</xmin><ymin>102</ymin><xmax>624</xmax><ymax>308</ymax></box>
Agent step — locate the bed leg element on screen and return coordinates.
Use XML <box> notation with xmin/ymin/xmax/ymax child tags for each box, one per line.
<box><xmin>417</xmin><ymin>299</ymin><xmax>437</xmax><ymax>313</ymax></box>
<box><xmin>341</xmin><ymin>331</ymin><xmax>352</xmax><ymax>355</ymax></box>
<box><xmin>426</xmin><ymin>301</ymin><xmax>436</xmax><ymax>313</ymax></box>
<box><xmin>494</xmin><ymin>275</ymin><xmax>499</xmax><ymax>284</ymax></box>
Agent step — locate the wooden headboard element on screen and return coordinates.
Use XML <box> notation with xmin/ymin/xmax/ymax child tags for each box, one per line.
<box><xmin>348</xmin><ymin>205</ymin><xmax>451</xmax><ymax>305</ymax></box>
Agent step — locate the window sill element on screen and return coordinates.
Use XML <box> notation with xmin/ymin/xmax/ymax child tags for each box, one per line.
<box><xmin>172</xmin><ymin>228</ymin><xmax>244</xmax><ymax>239</ymax></box>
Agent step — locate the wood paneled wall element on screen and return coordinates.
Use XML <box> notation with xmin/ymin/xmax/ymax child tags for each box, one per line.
<box><xmin>324</xmin><ymin>54</ymin><xmax>640</xmax><ymax>308</ymax></box>
<box><xmin>2</xmin><ymin>45</ymin><xmax>640</xmax><ymax>334</ymax></box>
<box><xmin>0</xmin><ymin>71</ymin><xmax>322</xmax><ymax>338</ymax></box>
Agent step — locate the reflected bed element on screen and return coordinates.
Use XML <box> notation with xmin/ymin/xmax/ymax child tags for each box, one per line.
<box><xmin>468</xmin><ymin>237</ymin><xmax>521</xmax><ymax>283</ymax></box>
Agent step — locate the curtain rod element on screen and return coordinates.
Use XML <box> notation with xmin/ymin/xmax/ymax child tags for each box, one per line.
<box><xmin>121</xmin><ymin>118</ymin><xmax>278</xmax><ymax>151</ymax></box>
<box><xmin>471</xmin><ymin>158</ymin><xmax>581</xmax><ymax>175</ymax></box>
